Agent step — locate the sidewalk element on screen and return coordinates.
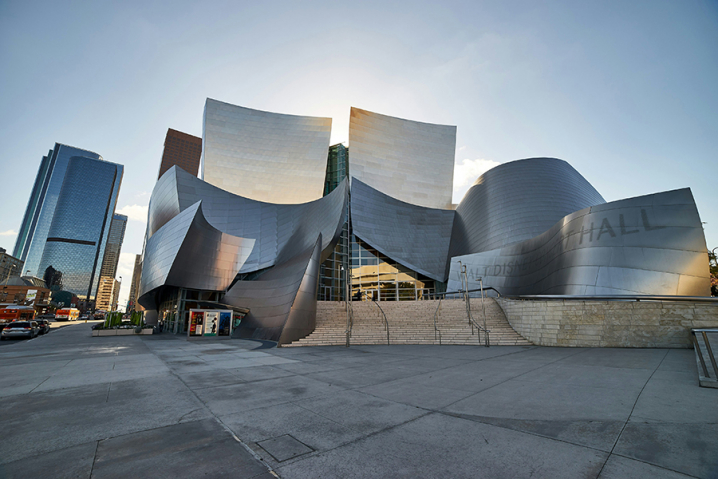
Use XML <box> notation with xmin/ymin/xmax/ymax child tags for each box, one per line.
<box><xmin>0</xmin><ymin>324</ymin><xmax>715</xmax><ymax>478</ymax></box>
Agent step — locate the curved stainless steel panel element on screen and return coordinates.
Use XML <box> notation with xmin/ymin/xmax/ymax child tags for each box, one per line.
<box><xmin>202</xmin><ymin>99</ymin><xmax>332</xmax><ymax>204</ymax></box>
<box><xmin>351</xmin><ymin>178</ymin><xmax>455</xmax><ymax>282</ymax></box>
<box><xmin>448</xmin><ymin>188</ymin><xmax>710</xmax><ymax>296</ymax></box>
<box><xmin>147</xmin><ymin>166</ymin><xmax>348</xmax><ymax>274</ymax></box>
<box><xmin>349</xmin><ymin>107</ymin><xmax>456</xmax><ymax>210</ymax></box>
<box><xmin>223</xmin><ymin>234</ymin><xmax>322</xmax><ymax>344</ymax></box>
<box><xmin>139</xmin><ymin>201</ymin><xmax>254</xmax><ymax>298</ymax></box>
<box><xmin>450</xmin><ymin>158</ymin><xmax>606</xmax><ymax>256</ymax></box>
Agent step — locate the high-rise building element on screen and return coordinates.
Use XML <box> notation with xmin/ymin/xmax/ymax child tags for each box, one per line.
<box><xmin>0</xmin><ymin>248</ymin><xmax>24</xmax><ymax>284</ymax></box>
<box><xmin>14</xmin><ymin>144</ymin><xmax>123</xmax><ymax>300</ymax></box>
<box><xmin>128</xmin><ymin>254</ymin><xmax>143</xmax><ymax>312</ymax></box>
<box><xmin>96</xmin><ymin>276</ymin><xmax>120</xmax><ymax>311</ymax></box>
<box><xmin>157</xmin><ymin>128</ymin><xmax>202</xmax><ymax>179</ymax></box>
<box><xmin>99</xmin><ymin>214</ymin><xmax>127</xmax><ymax>278</ymax></box>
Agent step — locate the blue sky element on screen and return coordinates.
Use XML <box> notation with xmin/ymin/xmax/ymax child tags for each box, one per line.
<box><xmin>1</xmin><ymin>0</ymin><xmax>716</xmax><ymax>307</ymax></box>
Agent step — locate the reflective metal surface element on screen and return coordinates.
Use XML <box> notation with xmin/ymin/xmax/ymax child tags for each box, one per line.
<box><xmin>224</xmin><ymin>234</ymin><xmax>323</xmax><ymax>344</ymax></box>
<box><xmin>450</xmin><ymin>158</ymin><xmax>606</xmax><ymax>256</ymax></box>
<box><xmin>139</xmin><ymin>165</ymin><xmax>347</xmax><ymax>342</ymax></box>
<box><xmin>201</xmin><ymin>99</ymin><xmax>332</xmax><ymax>204</ymax></box>
<box><xmin>147</xmin><ymin>166</ymin><xmax>347</xmax><ymax>274</ymax></box>
<box><xmin>448</xmin><ymin>188</ymin><xmax>710</xmax><ymax>296</ymax></box>
<box><xmin>351</xmin><ymin>178</ymin><xmax>455</xmax><ymax>281</ymax></box>
<box><xmin>348</xmin><ymin>107</ymin><xmax>456</xmax><ymax>210</ymax></box>
<box><xmin>140</xmin><ymin>201</ymin><xmax>255</xmax><ymax>296</ymax></box>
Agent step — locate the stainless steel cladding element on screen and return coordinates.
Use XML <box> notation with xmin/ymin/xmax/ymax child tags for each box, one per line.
<box><xmin>140</xmin><ymin>201</ymin><xmax>255</xmax><ymax>297</ymax></box>
<box><xmin>223</xmin><ymin>234</ymin><xmax>323</xmax><ymax>344</ymax></box>
<box><xmin>201</xmin><ymin>99</ymin><xmax>332</xmax><ymax>204</ymax></box>
<box><xmin>139</xmin><ymin>165</ymin><xmax>347</xmax><ymax>342</ymax></box>
<box><xmin>147</xmin><ymin>166</ymin><xmax>348</xmax><ymax>274</ymax></box>
<box><xmin>348</xmin><ymin>107</ymin><xmax>456</xmax><ymax>210</ymax></box>
<box><xmin>351</xmin><ymin>178</ymin><xmax>455</xmax><ymax>281</ymax></box>
<box><xmin>448</xmin><ymin>188</ymin><xmax>710</xmax><ymax>296</ymax></box>
<box><xmin>450</xmin><ymin>158</ymin><xmax>606</xmax><ymax>256</ymax></box>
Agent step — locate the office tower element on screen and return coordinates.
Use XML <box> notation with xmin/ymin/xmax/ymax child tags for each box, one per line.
<box><xmin>95</xmin><ymin>214</ymin><xmax>127</xmax><ymax>311</ymax></box>
<box><xmin>128</xmin><ymin>254</ymin><xmax>143</xmax><ymax>311</ymax></box>
<box><xmin>99</xmin><ymin>214</ymin><xmax>127</xmax><ymax>278</ymax></box>
<box><xmin>14</xmin><ymin>144</ymin><xmax>123</xmax><ymax>300</ymax></box>
<box><xmin>96</xmin><ymin>276</ymin><xmax>120</xmax><ymax>311</ymax></box>
<box><xmin>157</xmin><ymin>128</ymin><xmax>202</xmax><ymax>179</ymax></box>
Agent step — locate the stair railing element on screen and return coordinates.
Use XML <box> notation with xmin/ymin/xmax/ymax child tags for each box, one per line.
<box><xmin>433</xmin><ymin>298</ymin><xmax>442</xmax><ymax>345</ymax></box>
<box><xmin>369</xmin><ymin>297</ymin><xmax>390</xmax><ymax>345</ymax></box>
<box><xmin>345</xmin><ymin>269</ymin><xmax>352</xmax><ymax>347</ymax></box>
<box><xmin>692</xmin><ymin>328</ymin><xmax>718</xmax><ymax>385</ymax></box>
<box><xmin>460</xmin><ymin>262</ymin><xmax>490</xmax><ymax>347</ymax></box>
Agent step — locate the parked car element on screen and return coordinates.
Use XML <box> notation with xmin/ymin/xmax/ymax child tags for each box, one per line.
<box><xmin>34</xmin><ymin>319</ymin><xmax>51</xmax><ymax>335</ymax></box>
<box><xmin>1</xmin><ymin>321</ymin><xmax>39</xmax><ymax>340</ymax></box>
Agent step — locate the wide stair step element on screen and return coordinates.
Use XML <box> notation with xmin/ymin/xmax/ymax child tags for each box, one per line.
<box><xmin>285</xmin><ymin>298</ymin><xmax>532</xmax><ymax>347</ymax></box>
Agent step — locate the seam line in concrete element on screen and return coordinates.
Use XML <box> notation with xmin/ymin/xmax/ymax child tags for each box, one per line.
<box><xmin>595</xmin><ymin>349</ymin><xmax>671</xmax><ymax>478</ymax></box>
<box><xmin>438</xmin><ymin>348</ymin><xmax>589</xmax><ymax>411</ymax></box>
<box><xmin>164</xmin><ymin>363</ymin><xmax>279</xmax><ymax>478</ymax></box>
<box><xmin>89</xmin><ymin>440</ymin><xmax>100</xmax><ymax>478</ymax></box>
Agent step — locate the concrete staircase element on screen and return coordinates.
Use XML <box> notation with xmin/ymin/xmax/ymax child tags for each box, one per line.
<box><xmin>286</xmin><ymin>298</ymin><xmax>532</xmax><ymax>347</ymax></box>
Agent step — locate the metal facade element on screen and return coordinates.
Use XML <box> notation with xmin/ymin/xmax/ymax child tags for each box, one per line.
<box><xmin>140</xmin><ymin>201</ymin><xmax>255</xmax><ymax>302</ymax></box>
<box><xmin>348</xmin><ymin>107</ymin><xmax>456</xmax><ymax>210</ymax></box>
<box><xmin>450</xmin><ymin>158</ymin><xmax>606</xmax><ymax>257</ymax></box>
<box><xmin>351</xmin><ymin>178</ymin><xmax>455</xmax><ymax>282</ymax></box>
<box><xmin>137</xmin><ymin>101</ymin><xmax>711</xmax><ymax>344</ymax></box>
<box><xmin>448</xmin><ymin>188</ymin><xmax>710</xmax><ymax>296</ymax></box>
<box><xmin>201</xmin><ymin>98</ymin><xmax>332</xmax><ymax>204</ymax></box>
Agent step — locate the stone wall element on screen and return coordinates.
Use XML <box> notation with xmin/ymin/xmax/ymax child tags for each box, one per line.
<box><xmin>496</xmin><ymin>299</ymin><xmax>718</xmax><ymax>348</ymax></box>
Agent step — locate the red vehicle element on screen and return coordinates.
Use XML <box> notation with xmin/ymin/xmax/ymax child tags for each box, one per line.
<box><xmin>0</xmin><ymin>306</ymin><xmax>36</xmax><ymax>330</ymax></box>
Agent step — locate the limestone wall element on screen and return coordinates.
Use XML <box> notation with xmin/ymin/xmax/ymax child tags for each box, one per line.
<box><xmin>496</xmin><ymin>299</ymin><xmax>718</xmax><ymax>348</ymax></box>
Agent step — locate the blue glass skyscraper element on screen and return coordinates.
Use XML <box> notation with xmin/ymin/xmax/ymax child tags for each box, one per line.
<box><xmin>14</xmin><ymin>144</ymin><xmax>123</xmax><ymax>300</ymax></box>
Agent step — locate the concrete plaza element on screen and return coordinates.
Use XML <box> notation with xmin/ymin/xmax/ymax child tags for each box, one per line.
<box><xmin>0</xmin><ymin>322</ymin><xmax>716</xmax><ymax>478</ymax></box>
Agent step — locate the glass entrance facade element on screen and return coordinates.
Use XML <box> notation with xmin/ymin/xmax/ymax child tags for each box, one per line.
<box><xmin>350</xmin><ymin>236</ymin><xmax>442</xmax><ymax>301</ymax></box>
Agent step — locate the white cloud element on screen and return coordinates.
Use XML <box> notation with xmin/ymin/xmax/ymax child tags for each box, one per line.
<box><xmin>452</xmin><ymin>158</ymin><xmax>501</xmax><ymax>204</ymax></box>
<box><xmin>0</xmin><ymin>229</ymin><xmax>17</xmax><ymax>236</ymax></box>
<box><xmin>116</xmin><ymin>204</ymin><xmax>148</xmax><ymax>222</ymax></box>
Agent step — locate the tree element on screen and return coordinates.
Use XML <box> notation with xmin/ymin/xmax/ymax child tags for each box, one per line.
<box><xmin>43</xmin><ymin>265</ymin><xmax>63</xmax><ymax>292</ymax></box>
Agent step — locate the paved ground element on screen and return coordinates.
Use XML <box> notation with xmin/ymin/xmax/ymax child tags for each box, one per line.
<box><xmin>0</xmin><ymin>322</ymin><xmax>716</xmax><ymax>478</ymax></box>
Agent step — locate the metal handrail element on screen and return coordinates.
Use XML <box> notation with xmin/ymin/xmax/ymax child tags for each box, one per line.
<box><xmin>345</xmin><ymin>273</ymin><xmax>352</xmax><ymax>347</ymax></box>
<box><xmin>433</xmin><ymin>298</ymin><xmax>442</xmax><ymax>345</ymax></box>
<box><xmin>460</xmin><ymin>263</ymin><xmax>490</xmax><ymax>347</ymax></box>
<box><xmin>692</xmin><ymin>329</ymin><xmax>718</xmax><ymax>381</ymax></box>
<box><xmin>371</xmin><ymin>299</ymin><xmax>390</xmax><ymax>345</ymax></box>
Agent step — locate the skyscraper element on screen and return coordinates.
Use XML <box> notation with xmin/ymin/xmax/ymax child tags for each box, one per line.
<box><xmin>14</xmin><ymin>144</ymin><xmax>123</xmax><ymax>300</ymax></box>
<box><xmin>95</xmin><ymin>214</ymin><xmax>127</xmax><ymax>311</ymax></box>
<box><xmin>99</xmin><ymin>214</ymin><xmax>127</xmax><ymax>278</ymax></box>
<box><xmin>128</xmin><ymin>254</ymin><xmax>143</xmax><ymax>312</ymax></box>
<box><xmin>157</xmin><ymin>128</ymin><xmax>202</xmax><ymax>179</ymax></box>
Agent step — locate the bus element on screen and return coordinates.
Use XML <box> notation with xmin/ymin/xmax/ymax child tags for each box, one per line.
<box><xmin>55</xmin><ymin>308</ymin><xmax>80</xmax><ymax>321</ymax></box>
<box><xmin>0</xmin><ymin>306</ymin><xmax>36</xmax><ymax>326</ymax></box>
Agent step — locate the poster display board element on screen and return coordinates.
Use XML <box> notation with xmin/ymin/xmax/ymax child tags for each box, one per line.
<box><xmin>218</xmin><ymin>312</ymin><xmax>232</xmax><ymax>336</ymax></box>
<box><xmin>189</xmin><ymin>310</ymin><xmax>205</xmax><ymax>336</ymax></box>
<box><xmin>204</xmin><ymin>311</ymin><xmax>219</xmax><ymax>336</ymax></box>
<box><xmin>188</xmin><ymin>309</ymin><xmax>246</xmax><ymax>338</ymax></box>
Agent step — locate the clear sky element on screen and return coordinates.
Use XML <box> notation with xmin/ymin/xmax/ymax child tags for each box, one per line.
<box><xmin>1</xmin><ymin>0</ymin><xmax>716</xmax><ymax>308</ymax></box>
